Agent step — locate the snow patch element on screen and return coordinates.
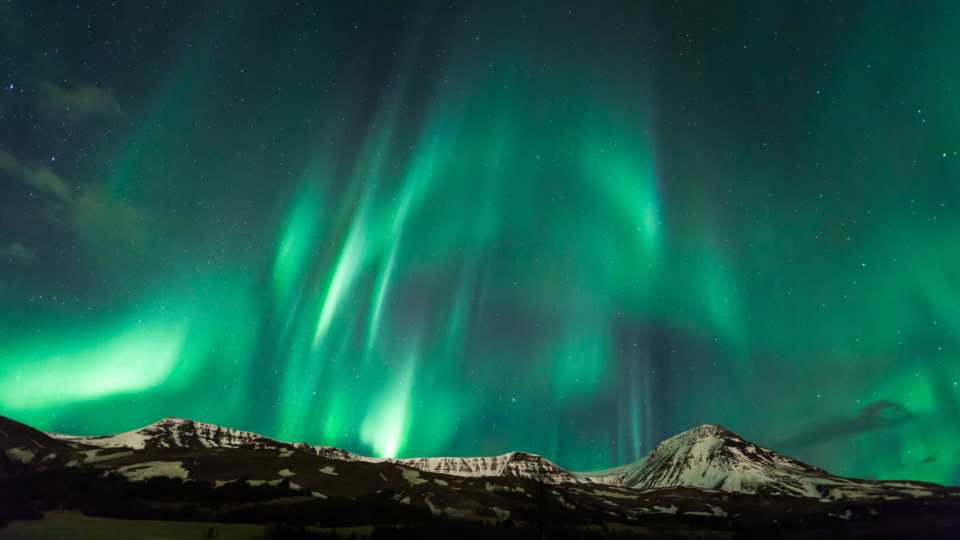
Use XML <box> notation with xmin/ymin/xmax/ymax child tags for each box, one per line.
<box><xmin>402</xmin><ymin>469</ymin><xmax>428</xmax><ymax>485</ymax></box>
<box><xmin>115</xmin><ymin>461</ymin><xmax>189</xmax><ymax>482</ymax></box>
<box><xmin>592</xmin><ymin>488</ymin><xmax>636</xmax><ymax>499</ymax></box>
<box><xmin>80</xmin><ymin>449</ymin><xmax>134</xmax><ymax>464</ymax></box>
<box><xmin>79</xmin><ymin>429</ymin><xmax>150</xmax><ymax>450</ymax></box>
<box><xmin>425</xmin><ymin>496</ymin><xmax>443</xmax><ymax>516</ymax></box>
<box><xmin>319</xmin><ymin>466</ymin><xmax>338</xmax><ymax>476</ymax></box>
<box><xmin>423</xmin><ymin>497</ymin><xmax>481</xmax><ymax>520</ymax></box>
<box><xmin>6</xmin><ymin>447</ymin><xmax>35</xmax><ymax>463</ymax></box>
<box><xmin>247</xmin><ymin>479</ymin><xmax>283</xmax><ymax>487</ymax></box>
<box><xmin>707</xmin><ymin>504</ymin><xmax>728</xmax><ymax>517</ymax></box>
<box><xmin>554</xmin><ymin>494</ymin><xmax>576</xmax><ymax>511</ymax></box>
<box><xmin>485</xmin><ymin>481</ymin><xmax>526</xmax><ymax>495</ymax></box>
<box><xmin>829</xmin><ymin>510</ymin><xmax>853</xmax><ymax>520</ymax></box>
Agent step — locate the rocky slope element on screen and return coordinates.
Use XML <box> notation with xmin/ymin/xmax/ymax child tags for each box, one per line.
<box><xmin>0</xmin><ymin>416</ymin><xmax>75</xmax><ymax>478</ymax></box>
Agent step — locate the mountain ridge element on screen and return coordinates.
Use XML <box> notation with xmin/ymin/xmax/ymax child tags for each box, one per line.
<box><xmin>33</xmin><ymin>416</ymin><xmax>951</xmax><ymax>500</ymax></box>
<box><xmin>4</xmin><ymin>414</ymin><xmax>959</xmax><ymax>538</ymax></box>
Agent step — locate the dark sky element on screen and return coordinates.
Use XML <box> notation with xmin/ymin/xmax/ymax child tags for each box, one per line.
<box><xmin>2</xmin><ymin>1</ymin><xmax>959</xmax><ymax>484</ymax></box>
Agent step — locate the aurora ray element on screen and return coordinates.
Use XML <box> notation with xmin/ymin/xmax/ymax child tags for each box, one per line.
<box><xmin>1</xmin><ymin>1</ymin><xmax>959</xmax><ymax>486</ymax></box>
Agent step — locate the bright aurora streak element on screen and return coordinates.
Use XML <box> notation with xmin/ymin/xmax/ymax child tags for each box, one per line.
<box><xmin>1</xmin><ymin>1</ymin><xmax>959</xmax><ymax>486</ymax></box>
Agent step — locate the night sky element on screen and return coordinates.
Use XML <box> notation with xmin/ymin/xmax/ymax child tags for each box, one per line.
<box><xmin>2</xmin><ymin>1</ymin><xmax>959</xmax><ymax>485</ymax></box>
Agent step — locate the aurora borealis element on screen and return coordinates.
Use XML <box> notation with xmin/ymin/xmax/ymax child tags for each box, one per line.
<box><xmin>2</xmin><ymin>0</ymin><xmax>960</xmax><ymax>486</ymax></box>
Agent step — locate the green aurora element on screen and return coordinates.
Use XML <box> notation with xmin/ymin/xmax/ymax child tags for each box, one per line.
<box><xmin>1</xmin><ymin>1</ymin><xmax>959</xmax><ymax>484</ymax></box>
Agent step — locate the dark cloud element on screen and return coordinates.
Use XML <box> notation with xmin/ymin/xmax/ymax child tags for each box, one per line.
<box><xmin>0</xmin><ymin>148</ymin><xmax>73</xmax><ymax>201</ymax></box>
<box><xmin>0</xmin><ymin>147</ymin><xmax>142</xmax><ymax>247</ymax></box>
<box><xmin>71</xmin><ymin>184</ymin><xmax>144</xmax><ymax>248</ymax></box>
<box><xmin>776</xmin><ymin>401</ymin><xmax>914</xmax><ymax>451</ymax></box>
<box><xmin>0</xmin><ymin>242</ymin><xmax>35</xmax><ymax>263</ymax></box>
<box><xmin>37</xmin><ymin>82</ymin><xmax>123</xmax><ymax>121</ymax></box>
<box><xmin>0</xmin><ymin>3</ymin><xmax>25</xmax><ymax>55</ymax></box>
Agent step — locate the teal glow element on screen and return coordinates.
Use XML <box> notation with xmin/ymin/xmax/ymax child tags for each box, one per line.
<box><xmin>2</xmin><ymin>2</ymin><xmax>960</xmax><ymax>486</ymax></box>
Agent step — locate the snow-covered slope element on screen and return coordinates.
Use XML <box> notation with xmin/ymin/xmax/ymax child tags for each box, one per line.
<box><xmin>56</xmin><ymin>418</ymin><xmax>289</xmax><ymax>451</ymax></box>
<box><xmin>624</xmin><ymin>424</ymin><xmax>828</xmax><ymax>495</ymax></box>
<box><xmin>56</xmin><ymin>418</ymin><xmax>369</xmax><ymax>461</ymax></box>
<box><xmin>391</xmin><ymin>452</ymin><xmax>590</xmax><ymax>484</ymax></box>
<box><xmin>587</xmin><ymin>424</ymin><xmax>941</xmax><ymax>500</ymax></box>
<box><xmin>575</xmin><ymin>463</ymin><xmax>638</xmax><ymax>485</ymax></box>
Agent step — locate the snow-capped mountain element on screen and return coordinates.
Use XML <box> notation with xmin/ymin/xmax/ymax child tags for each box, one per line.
<box><xmin>589</xmin><ymin>424</ymin><xmax>942</xmax><ymax>500</ymax></box>
<box><xmin>50</xmin><ymin>418</ymin><xmax>589</xmax><ymax>483</ymax></box>
<box><xmin>8</xmin><ymin>414</ymin><xmax>960</xmax><ymax>537</ymax></box>
<box><xmin>390</xmin><ymin>451</ymin><xmax>591</xmax><ymax>484</ymax></box>
<box><xmin>58</xmin><ymin>417</ymin><xmax>370</xmax><ymax>461</ymax></box>
<box><xmin>57</xmin><ymin>417</ymin><xmax>289</xmax><ymax>451</ymax></box>
<box><xmin>616</xmin><ymin>424</ymin><xmax>829</xmax><ymax>494</ymax></box>
<box><xmin>40</xmin><ymin>418</ymin><xmax>947</xmax><ymax>501</ymax></box>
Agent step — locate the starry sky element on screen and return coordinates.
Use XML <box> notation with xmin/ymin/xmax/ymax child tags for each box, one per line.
<box><xmin>2</xmin><ymin>1</ymin><xmax>959</xmax><ymax>484</ymax></box>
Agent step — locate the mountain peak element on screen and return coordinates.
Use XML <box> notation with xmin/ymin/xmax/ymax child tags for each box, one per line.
<box><xmin>389</xmin><ymin>450</ymin><xmax>591</xmax><ymax>483</ymax></box>
<box><xmin>669</xmin><ymin>424</ymin><xmax>738</xmax><ymax>440</ymax></box>
<box><xmin>618</xmin><ymin>423</ymin><xmax>844</xmax><ymax>497</ymax></box>
<box><xmin>67</xmin><ymin>417</ymin><xmax>286</xmax><ymax>451</ymax></box>
<box><xmin>156</xmin><ymin>416</ymin><xmax>194</xmax><ymax>424</ymax></box>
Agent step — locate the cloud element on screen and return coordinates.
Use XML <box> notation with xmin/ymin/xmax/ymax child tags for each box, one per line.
<box><xmin>37</xmin><ymin>82</ymin><xmax>123</xmax><ymax>121</ymax></box>
<box><xmin>72</xmin><ymin>184</ymin><xmax>144</xmax><ymax>247</ymax></box>
<box><xmin>0</xmin><ymin>242</ymin><xmax>35</xmax><ymax>263</ymax></box>
<box><xmin>0</xmin><ymin>147</ymin><xmax>143</xmax><ymax>247</ymax></box>
<box><xmin>0</xmin><ymin>148</ymin><xmax>73</xmax><ymax>201</ymax></box>
<box><xmin>776</xmin><ymin>400</ymin><xmax>914</xmax><ymax>450</ymax></box>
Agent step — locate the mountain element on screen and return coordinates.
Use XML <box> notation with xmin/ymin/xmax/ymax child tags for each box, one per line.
<box><xmin>618</xmin><ymin>424</ymin><xmax>828</xmax><ymax>492</ymax></box>
<box><xmin>41</xmin><ymin>418</ymin><xmax>948</xmax><ymax>501</ymax></box>
<box><xmin>4</xmin><ymin>415</ymin><xmax>957</xmax><ymax>538</ymax></box>
<box><xmin>51</xmin><ymin>418</ymin><xmax>585</xmax><ymax>483</ymax></box>
<box><xmin>55</xmin><ymin>417</ymin><xmax>291</xmax><ymax>451</ymax></box>
<box><xmin>0</xmin><ymin>416</ymin><xmax>75</xmax><ymax>478</ymax></box>
<box><xmin>585</xmin><ymin>424</ymin><xmax>944</xmax><ymax>500</ymax></box>
<box><xmin>391</xmin><ymin>452</ymin><xmax>591</xmax><ymax>484</ymax></box>
<box><xmin>58</xmin><ymin>416</ymin><xmax>367</xmax><ymax>462</ymax></box>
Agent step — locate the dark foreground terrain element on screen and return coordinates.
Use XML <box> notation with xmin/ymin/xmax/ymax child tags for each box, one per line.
<box><xmin>2</xmin><ymin>415</ymin><xmax>958</xmax><ymax>539</ymax></box>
